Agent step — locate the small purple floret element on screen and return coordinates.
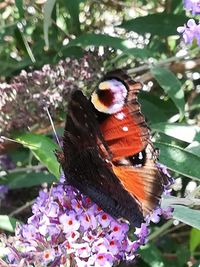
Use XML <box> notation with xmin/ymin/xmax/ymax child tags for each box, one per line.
<box><xmin>177</xmin><ymin>19</ymin><xmax>200</xmax><ymax>46</ymax></box>
<box><xmin>184</xmin><ymin>0</ymin><xmax>200</xmax><ymax>14</ymax></box>
<box><xmin>0</xmin><ymin>185</ymin><xmax>9</xmax><ymax>200</ymax></box>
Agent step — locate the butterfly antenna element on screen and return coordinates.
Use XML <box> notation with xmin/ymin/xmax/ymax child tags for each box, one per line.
<box><xmin>44</xmin><ymin>107</ymin><xmax>62</xmax><ymax>149</ymax></box>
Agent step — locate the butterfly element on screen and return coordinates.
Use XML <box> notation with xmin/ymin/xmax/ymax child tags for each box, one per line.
<box><xmin>56</xmin><ymin>70</ymin><xmax>167</xmax><ymax>227</ymax></box>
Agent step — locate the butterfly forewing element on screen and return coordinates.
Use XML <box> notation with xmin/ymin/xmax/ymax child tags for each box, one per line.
<box><xmin>97</xmin><ymin>70</ymin><xmax>149</xmax><ymax>160</ymax></box>
<box><xmin>62</xmin><ymin>90</ymin><xmax>144</xmax><ymax>227</ymax></box>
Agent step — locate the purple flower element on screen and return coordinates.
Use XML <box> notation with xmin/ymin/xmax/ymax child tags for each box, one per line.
<box><xmin>0</xmin><ymin>185</ymin><xmax>8</xmax><ymax>200</ymax></box>
<box><xmin>97</xmin><ymin>212</ymin><xmax>113</xmax><ymax>228</ymax></box>
<box><xmin>184</xmin><ymin>0</ymin><xmax>200</xmax><ymax>14</ymax></box>
<box><xmin>177</xmin><ymin>19</ymin><xmax>200</xmax><ymax>46</ymax></box>
<box><xmin>94</xmin><ymin>252</ymin><xmax>114</xmax><ymax>267</ymax></box>
<box><xmin>0</xmin><ymin>154</ymin><xmax>16</xmax><ymax>170</ymax></box>
<box><xmin>59</xmin><ymin>211</ymin><xmax>81</xmax><ymax>233</ymax></box>
<box><xmin>2</xmin><ymin>164</ymin><xmax>174</xmax><ymax>266</ymax></box>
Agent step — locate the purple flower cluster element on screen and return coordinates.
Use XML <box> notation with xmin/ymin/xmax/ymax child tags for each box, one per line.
<box><xmin>177</xmin><ymin>1</ymin><xmax>200</xmax><ymax>46</ymax></box>
<box><xmin>0</xmin><ymin>53</ymin><xmax>104</xmax><ymax>136</ymax></box>
<box><xmin>177</xmin><ymin>19</ymin><xmax>200</xmax><ymax>46</ymax></box>
<box><xmin>184</xmin><ymin>0</ymin><xmax>200</xmax><ymax>14</ymax></box>
<box><xmin>1</xmin><ymin>168</ymin><xmax>173</xmax><ymax>267</ymax></box>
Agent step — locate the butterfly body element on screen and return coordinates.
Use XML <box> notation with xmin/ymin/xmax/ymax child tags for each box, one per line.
<box><xmin>58</xmin><ymin>70</ymin><xmax>167</xmax><ymax>227</ymax></box>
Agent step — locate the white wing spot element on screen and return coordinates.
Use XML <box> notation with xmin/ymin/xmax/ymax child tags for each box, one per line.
<box><xmin>122</xmin><ymin>126</ymin><xmax>128</xmax><ymax>132</ymax></box>
<box><xmin>115</xmin><ymin>112</ymin><xmax>125</xmax><ymax>120</ymax></box>
<box><xmin>138</xmin><ymin>152</ymin><xmax>143</xmax><ymax>159</ymax></box>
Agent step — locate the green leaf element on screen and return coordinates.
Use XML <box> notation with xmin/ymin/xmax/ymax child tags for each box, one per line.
<box><xmin>0</xmin><ymin>215</ymin><xmax>19</xmax><ymax>232</ymax></box>
<box><xmin>151</xmin><ymin>67</ymin><xmax>185</xmax><ymax>117</ymax></box>
<box><xmin>119</xmin><ymin>13</ymin><xmax>187</xmax><ymax>37</ymax></box>
<box><xmin>106</xmin><ymin>48</ymin><xmax>151</xmax><ymax>68</ymax></box>
<box><xmin>176</xmin><ymin>245</ymin><xmax>190</xmax><ymax>267</ymax></box>
<box><xmin>139</xmin><ymin>91</ymin><xmax>177</xmax><ymax>123</ymax></box>
<box><xmin>123</xmin><ymin>47</ymin><xmax>151</xmax><ymax>58</ymax></box>
<box><xmin>15</xmin><ymin>133</ymin><xmax>60</xmax><ymax>178</ymax></box>
<box><xmin>15</xmin><ymin>0</ymin><xmax>24</xmax><ymax>18</ymax></box>
<box><xmin>193</xmin><ymin>261</ymin><xmax>200</xmax><ymax>267</ymax></box>
<box><xmin>151</xmin><ymin>123</ymin><xmax>200</xmax><ymax>143</ymax></box>
<box><xmin>186</xmin><ymin>142</ymin><xmax>200</xmax><ymax>157</ymax></box>
<box><xmin>172</xmin><ymin>205</ymin><xmax>200</xmax><ymax>230</ymax></box>
<box><xmin>64</xmin><ymin>0</ymin><xmax>82</xmax><ymax>35</ymax></box>
<box><xmin>190</xmin><ymin>228</ymin><xmax>200</xmax><ymax>254</ymax></box>
<box><xmin>154</xmin><ymin>142</ymin><xmax>200</xmax><ymax>180</ymax></box>
<box><xmin>172</xmin><ymin>0</ymin><xmax>184</xmax><ymax>13</ymax></box>
<box><xmin>18</xmin><ymin>30</ymin><xmax>36</xmax><ymax>63</ymax></box>
<box><xmin>8</xmin><ymin>147</ymin><xmax>30</xmax><ymax>166</ymax></box>
<box><xmin>139</xmin><ymin>244</ymin><xmax>166</xmax><ymax>267</ymax></box>
<box><xmin>61</xmin><ymin>46</ymin><xmax>84</xmax><ymax>58</ymax></box>
<box><xmin>107</xmin><ymin>48</ymin><xmax>151</xmax><ymax>68</ymax></box>
<box><xmin>5</xmin><ymin>172</ymin><xmax>56</xmax><ymax>189</ymax></box>
<box><xmin>43</xmin><ymin>0</ymin><xmax>56</xmax><ymax>47</ymax></box>
<box><xmin>67</xmin><ymin>33</ymin><xmax>134</xmax><ymax>51</ymax></box>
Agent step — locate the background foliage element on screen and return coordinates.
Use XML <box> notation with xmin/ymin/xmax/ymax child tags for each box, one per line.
<box><xmin>0</xmin><ymin>0</ymin><xmax>200</xmax><ymax>266</ymax></box>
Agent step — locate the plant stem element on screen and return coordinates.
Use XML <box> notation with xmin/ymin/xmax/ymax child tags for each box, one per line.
<box><xmin>9</xmin><ymin>199</ymin><xmax>35</xmax><ymax>217</ymax></box>
<box><xmin>127</xmin><ymin>47</ymin><xmax>200</xmax><ymax>74</ymax></box>
<box><xmin>148</xmin><ymin>220</ymin><xmax>174</xmax><ymax>241</ymax></box>
<box><xmin>7</xmin><ymin>164</ymin><xmax>45</xmax><ymax>174</ymax></box>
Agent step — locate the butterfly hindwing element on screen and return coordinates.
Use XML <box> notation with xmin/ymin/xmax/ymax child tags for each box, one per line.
<box><xmin>68</xmin><ymin>147</ymin><xmax>143</xmax><ymax>227</ymax></box>
<box><xmin>112</xmin><ymin>145</ymin><xmax>164</xmax><ymax>217</ymax></box>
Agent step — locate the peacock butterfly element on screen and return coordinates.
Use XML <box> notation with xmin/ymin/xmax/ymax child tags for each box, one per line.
<box><xmin>56</xmin><ymin>70</ymin><xmax>167</xmax><ymax>227</ymax></box>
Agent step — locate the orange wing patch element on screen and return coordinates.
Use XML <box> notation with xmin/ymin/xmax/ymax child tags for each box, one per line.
<box><xmin>100</xmin><ymin>106</ymin><xmax>149</xmax><ymax>160</ymax></box>
<box><xmin>112</xmin><ymin>151</ymin><xmax>163</xmax><ymax>216</ymax></box>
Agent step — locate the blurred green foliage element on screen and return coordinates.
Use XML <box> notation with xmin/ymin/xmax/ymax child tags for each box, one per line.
<box><xmin>0</xmin><ymin>0</ymin><xmax>200</xmax><ymax>266</ymax></box>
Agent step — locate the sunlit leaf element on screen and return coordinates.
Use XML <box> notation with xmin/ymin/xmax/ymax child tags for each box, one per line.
<box><xmin>190</xmin><ymin>228</ymin><xmax>200</xmax><ymax>254</ymax></box>
<box><xmin>152</xmin><ymin>123</ymin><xmax>200</xmax><ymax>143</ymax></box>
<box><xmin>151</xmin><ymin>67</ymin><xmax>185</xmax><ymax>118</ymax></box>
<box><xmin>67</xmin><ymin>33</ymin><xmax>134</xmax><ymax>51</ymax></box>
<box><xmin>43</xmin><ymin>0</ymin><xmax>56</xmax><ymax>47</ymax></box>
<box><xmin>15</xmin><ymin>133</ymin><xmax>60</xmax><ymax>178</ymax></box>
<box><xmin>0</xmin><ymin>215</ymin><xmax>19</xmax><ymax>232</ymax></box>
<box><xmin>172</xmin><ymin>205</ymin><xmax>200</xmax><ymax>230</ymax></box>
<box><xmin>154</xmin><ymin>142</ymin><xmax>200</xmax><ymax>180</ymax></box>
<box><xmin>186</xmin><ymin>142</ymin><xmax>200</xmax><ymax>157</ymax></box>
